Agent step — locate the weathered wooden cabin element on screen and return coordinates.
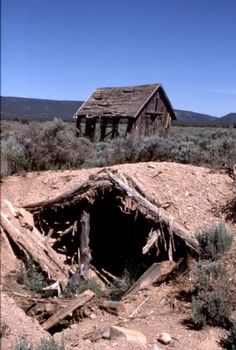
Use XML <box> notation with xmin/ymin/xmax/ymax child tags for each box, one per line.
<box><xmin>73</xmin><ymin>84</ymin><xmax>176</xmax><ymax>141</ymax></box>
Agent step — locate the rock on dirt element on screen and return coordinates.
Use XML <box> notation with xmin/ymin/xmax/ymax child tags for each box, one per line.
<box><xmin>109</xmin><ymin>326</ymin><xmax>147</xmax><ymax>346</ymax></box>
<box><xmin>157</xmin><ymin>332</ymin><xmax>172</xmax><ymax>345</ymax></box>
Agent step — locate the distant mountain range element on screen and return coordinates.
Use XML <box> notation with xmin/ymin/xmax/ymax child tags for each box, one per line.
<box><xmin>0</xmin><ymin>97</ymin><xmax>83</xmax><ymax>121</ymax></box>
<box><xmin>174</xmin><ymin>110</ymin><xmax>236</xmax><ymax>126</ymax></box>
<box><xmin>1</xmin><ymin>96</ymin><xmax>235</xmax><ymax>126</ymax></box>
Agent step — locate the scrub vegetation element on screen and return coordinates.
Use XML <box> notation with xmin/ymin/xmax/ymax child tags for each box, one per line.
<box><xmin>1</xmin><ymin>119</ymin><xmax>236</xmax><ymax>177</ymax></box>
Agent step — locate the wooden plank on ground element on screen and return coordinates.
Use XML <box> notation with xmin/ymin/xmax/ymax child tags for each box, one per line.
<box><xmin>124</xmin><ymin>260</ymin><xmax>176</xmax><ymax>296</ymax></box>
<box><xmin>41</xmin><ymin>289</ymin><xmax>95</xmax><ymax>331</ymax></box>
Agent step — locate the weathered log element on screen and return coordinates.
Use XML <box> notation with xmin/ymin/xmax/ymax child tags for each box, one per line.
<box><xmin>23</xmin><ymin>297</ymin><xmax>70</xmax><ymax>317</ymax></box>
<box><xmin>41</xmin><ymin>289</ymin><xmax>95</xmax><ymax>331</ymax></box>
<box><xmin>0</xmin><ymin>211</ymin><xmax>69</xmax><ymax>285</ymax></box>
<box><xmin>0</xmin><ymin>226</ymin><xmax>16</xmax><ymax>259</ymax></box>
<box><xmin>106</xmin><ymin>171</ymin><xmax>199</xmax><ymax>254</ymax></box>
<box><xmin>17</xmin><ymin>208</ymin><xmax>35</xmax><ymax>230</ymax></box>
<box><xmin>24</xmin><ymin>179</ymin><xmax>111</xmax><ymax>210</ymax></box>
<box><xmin>124</xmin><ymin>260</ymin><xmax>177</xmax><ymax>296</ymax></box>
<box><xmin>142</xmin><ymin>229</ymin><xmax>159</xmax><ymax>254</ymax></box>
<box><xmin>4</xmin><ymin>199</ymin><xmax>18</xmax><ymax>217</ymax></box>
<box><xmin>79</xmin><ymin>210</ymin><xmax>91</xmax><ymax>280</ymax></box>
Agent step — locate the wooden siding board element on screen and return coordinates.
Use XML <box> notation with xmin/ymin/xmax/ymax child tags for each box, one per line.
<box><xmin>129</xmin><ymin>91</ymin><xmax>169</xmax><ymax>137</ymax></box>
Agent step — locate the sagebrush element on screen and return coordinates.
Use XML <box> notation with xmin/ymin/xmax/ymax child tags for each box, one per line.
<box><xmin>191</xmin><ymin>261</ymin><xmax>233</xmax><ymax>329</ymax></box>
<box><xmin>1</xmin><ymin>120</ymin><xmax>236</xmax><ymax>177</ymax></box>
<box><xmin>228</xmin><ymin>323</ymin><xmax>236</xmax><ymax>350</ymax></box>
<box><xmin>16</xmin><ymin>258</ymin><xmax>53</xmax><ymax>296</ymax></box>
<box><xmin>12</xmin><ymin>336</ymin><xmax>65</xmax><ymax>350</ymax></box>
<box><xmin>64</xmin><ymin>276</ymin><xmax>104</xmax><ymax>299</ymax></box>
<box><xmin>108</xmin><ymin>269</ymin><xmax>135</xmax><ymax>300</ymax></box>
<box><xmin>196</xmin><ymin>222</ymin><xmax>233</xmax><ymax>260</ymax></box>
<box><xmin>191</xmin><ymin>222</ymin><xmax>234</xmax><ymax>329</ymax></box>
<box><xmin>0</xmin><ymin>321</ymin><xmax>10</xmax><ymax>338</ymax></box>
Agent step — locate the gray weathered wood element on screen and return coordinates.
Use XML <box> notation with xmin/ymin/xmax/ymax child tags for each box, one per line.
<box><xmin>41</xmin><ymin>290</ymin><xmax>95</xmax><ymax>330</ymax></box>
<box><xmin>142</xmin><ymin>229</ymin><xmax>159</xmax><ymax>254</ymax></box>
<box><xmin>124</xmin><ymin>261</ymin><xmax>177</xmax><ymax>296</ymax></box>
<box><xmin>0</xmin><ymin>211</ymin><xmax>69</xmax><ymax>285</ymax></box>
<box><xmin>79</xmin><ymin>210</ymin><xmax>91</xmax><ymax>280</ymax></box>
<box><xmin>24</xmin><ymin>179</ymin><xmax>111</xmax><ymax>210</ymax></box>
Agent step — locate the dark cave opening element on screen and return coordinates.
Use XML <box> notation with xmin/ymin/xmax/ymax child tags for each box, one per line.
<box><xmin>88</xmin><ymin>189</ymin><xmax>171</xmax><ymax>278</ymax></box>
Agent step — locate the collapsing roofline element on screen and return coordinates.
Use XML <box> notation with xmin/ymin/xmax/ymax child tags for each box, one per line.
<box><xmin>23</xmin><ymin>169</ymin><xmax>199</xmax><ymax>282</ymax></box>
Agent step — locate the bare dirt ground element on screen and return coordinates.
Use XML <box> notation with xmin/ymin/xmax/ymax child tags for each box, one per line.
<box><xmin>1</xmin><ymin>161</ymin><xmax>236</xmax><ymax>350</ymax></box>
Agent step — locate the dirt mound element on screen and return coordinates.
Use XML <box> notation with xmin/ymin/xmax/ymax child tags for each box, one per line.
<box><xmin>0</xmin><ymin>292</ymin><xmax>50</xmax><ymax>350</ymax></box>
<box><xmin>1</xmin><ymin>162</ymin><xmax>234</xmax><ymax>232</ymax></box>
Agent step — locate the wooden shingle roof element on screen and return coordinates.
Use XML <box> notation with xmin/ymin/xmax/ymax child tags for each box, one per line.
<box><xmin>74</xmin><ymin>84</ymin><xmax>176</xmax><ymax>120</ymax></box>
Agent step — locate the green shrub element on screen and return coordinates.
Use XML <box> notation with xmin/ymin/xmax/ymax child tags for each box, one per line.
<box><xmin>12</xmin><ymin>335</ymin><xmax>32</xmax><ymax>350</ymax></box>
<box><xmin>222</xmin><ymin>191</ymin><xmax>236</xmax><ymax>223</ymax></box>
<box><xmin>36</xmin><ymin>338</ymin><xmax>65</xmax><ymax>350</ymax></box>
<box><xmin>192</xmin><ymin>290</ymin><xmax>231</xmax><ymax>329</ymax></box>
<box><xmin>12</xmin><ymin>336</ymin><xmax>65</xmax><ymax>350</ymax></box>
<box><xmin>1</xmin><ymin>122</ymin><xmax>236</xmax><ymax>177</ymax></box>
<box><xmin>0</xmin><ymin>321</ymin><xmax>10</xmax><ymax>338</ymax></box>
<box><xmin>192</xmin><ymin>261</ymin><xmax>225</xmax><ymax>292</ymax></box>
<box><xmin>228</xmin><ymin>323</ymin><xmax>236</xmax><ymax>350</ymax></box>
<box><xmin>191</xmin><ymin>261</ymin><xmax>232</xmax><ymax>329</ymax></box>
<box><xmin>16</xmin><ymin>259</ymin><xmax>52</xmax><ymax>296</ymax></box>
<box><xmin>196</xmin><ymin>222</ymin><xmax>233</xmax><ymax>260</ymax></box>
<box><xmin>108</xmin><ymin>269</ymin><xmax>134</xmax><ymax>300</ymax></box>
<box><xmin>64</xmin><ymin>277</ymin><xmax>104</xmax><ymax>299</ymax></box>
<box><xmin>1</xmin><ymin>119</ymin><xmax>93</xmax><ymax>176</ymax></box>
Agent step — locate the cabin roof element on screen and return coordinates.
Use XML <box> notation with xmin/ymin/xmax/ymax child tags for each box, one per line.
<box><xmin>74</xmin><ymin>84</ymin><xmax>176</xmax><ymax>120</ymax></box>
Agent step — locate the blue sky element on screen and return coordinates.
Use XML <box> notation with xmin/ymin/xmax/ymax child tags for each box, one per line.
<box><xmin>1</xmin><ymin>0</ymin><xmax>236</xmax><ymax>116</ymax></box>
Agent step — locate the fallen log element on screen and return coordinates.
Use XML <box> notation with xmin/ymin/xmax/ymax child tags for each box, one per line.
<box><xmin>22</xmin><ymin>297</ymin><xmax>71</xmax><ymax>317</ymax></box>
<box><xmin>41</xmin><ymin>289</ymin><xmax>95</xmax><ymax>331</ymax></box>
<box><xmin>0</xmin><ymin>211</ymin><xmax>69</xmax><ymax>286</ymax></box>
<box><xmin>0</xmin><ymin>226</ymin><xmax>16</xmax><ymax>260</ymax></box>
